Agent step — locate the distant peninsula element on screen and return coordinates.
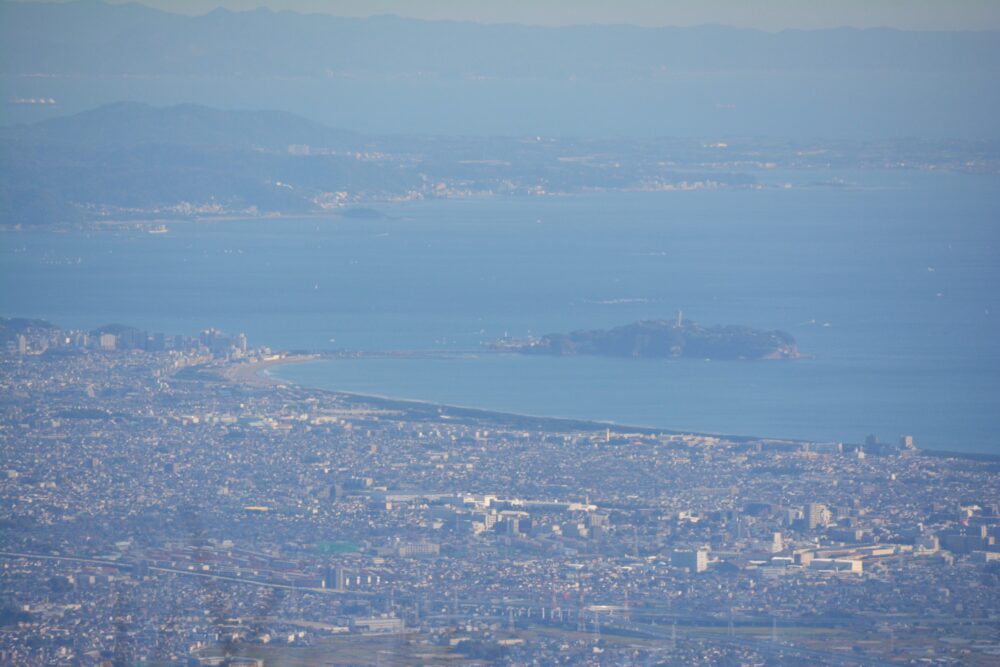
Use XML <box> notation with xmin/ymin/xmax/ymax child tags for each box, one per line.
<box><xmin>494</xmin><ymin>316</ymin><xmax>799</xmax><ymax>360</ymax></box>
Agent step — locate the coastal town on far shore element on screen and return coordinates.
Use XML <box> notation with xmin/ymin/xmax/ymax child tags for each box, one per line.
<box><xmin>1</xmin><ymin>319</ymin><xmax>999</xmax><ymax>666</ymax></box>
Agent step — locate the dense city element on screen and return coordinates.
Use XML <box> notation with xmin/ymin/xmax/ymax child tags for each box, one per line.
<box><xmin>1</xmin><ymin>320</ymin><xmax>999</xmax><ymax>666</ymax></box>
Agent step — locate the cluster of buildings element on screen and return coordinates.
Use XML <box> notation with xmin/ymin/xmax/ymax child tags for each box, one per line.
<box><xmin>1</xmin><ymin>327</ymin><xmax>999</xmax><ymax>665</ymax></box>
<box><xmin>6</xmin><ymin>324</ymin><xmax>252</xmax><ymax>359</ymax></box>
<box><xmin>6</xmin><ymin>321</ymin><xmax>250</xmax><ymax>360</ymax></box>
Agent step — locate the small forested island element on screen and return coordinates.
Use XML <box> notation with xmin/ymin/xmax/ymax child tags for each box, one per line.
<box><xmin>494</xmin><ymin>316</ymin><xmax>799</xmax><ymax>360</ymax></box>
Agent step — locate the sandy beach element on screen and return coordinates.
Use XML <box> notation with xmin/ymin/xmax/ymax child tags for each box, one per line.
<box><xmin>219</xmin><ymin>354</ymin><xmax>320</xmax><ymax>387</ymax></box>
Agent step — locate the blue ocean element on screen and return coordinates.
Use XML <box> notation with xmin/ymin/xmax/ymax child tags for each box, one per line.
<box><xmin>2</xmin><ymin>169</ymin><xmax>998</xmax><ymax>453</ymax></box>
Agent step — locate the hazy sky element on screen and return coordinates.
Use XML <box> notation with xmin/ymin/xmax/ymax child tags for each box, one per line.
<box><xmin>104</xmin><ymin>0</ymin><xmax>1000</xmax><ymax>31</ymax></box>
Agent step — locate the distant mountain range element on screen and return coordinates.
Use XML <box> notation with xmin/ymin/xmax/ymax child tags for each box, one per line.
<box><xmin>3</xmin><ymin>2</ymin><xmax>998</xmax><ymax>78</ymax></box>
<box><xmin>7</xmin><ymin>102</ymin><xmax>360</xmax><ymax>151</ymax></box>
<box><xmin>2</xmin><ymin>2</ymin><xmax>999</xmax><ymax>138</ymax></box>
<box><xmin>0</xmin><ymin>102</ymin><xmax>412</xmax><ymax>224</ymax></box>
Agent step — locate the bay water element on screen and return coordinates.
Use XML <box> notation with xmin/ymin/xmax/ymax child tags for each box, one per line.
<box><xmin>2</xmin><ymin>169</ymin><xmax>997</xmax><ymax>452</ymax></box>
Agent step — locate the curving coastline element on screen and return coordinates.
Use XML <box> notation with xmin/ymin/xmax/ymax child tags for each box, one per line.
<box><xmin>224</xmin><ymin>354</ymin><xmax>998</xmax><ymax>461</ymax></box>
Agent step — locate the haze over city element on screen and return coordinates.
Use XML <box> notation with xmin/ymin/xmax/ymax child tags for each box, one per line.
<box><xmin>1</xmin><ymin>1</ymin><xmax>999</xmax><ymax>665</ymax></box>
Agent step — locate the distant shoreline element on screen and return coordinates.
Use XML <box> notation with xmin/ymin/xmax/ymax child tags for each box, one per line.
<box><xmin>0</xmin><ymin>180</ymin><xmax>880</xmax><ymax>234</ymax></box>
<box><xmin>224</xmin><ymin>354</ymin><xmax>1000</xmax><ymax>462</ymax></box>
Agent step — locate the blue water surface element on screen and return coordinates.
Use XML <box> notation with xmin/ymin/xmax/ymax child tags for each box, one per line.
<box><xmin>2</xmin><ymin>170</ymin><xmax>998</xmax><ymax>452</ymax></box>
